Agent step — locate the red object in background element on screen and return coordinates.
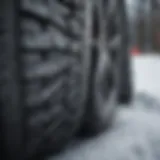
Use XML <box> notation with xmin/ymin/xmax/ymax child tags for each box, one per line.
<box><xmin>130</xmin><ymin>46</ymin><xmax>141</xmax><ymax>56</ymax></box>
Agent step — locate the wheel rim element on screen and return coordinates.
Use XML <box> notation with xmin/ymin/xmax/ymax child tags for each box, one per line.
<box><xmin>92</xmin><ymin>0</ymin><xmax>127</xmax><ymax>116</ymax></box>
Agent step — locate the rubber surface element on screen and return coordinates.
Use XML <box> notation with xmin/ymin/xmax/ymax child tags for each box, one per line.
<box><xmin>0</xmin><ymin>0</ymin><xmax>85</xmax><ymax>159</ymax></box>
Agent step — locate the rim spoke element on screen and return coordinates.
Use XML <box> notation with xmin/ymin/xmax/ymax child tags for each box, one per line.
<box><xmin>105</xmin><ymin>0</ymin><xmax>117</xmax><ymax>19</ymax></box>
<box><xmin>106</xmin><ymin>0</ymin><xmax>122</xmax><ymax>60</ymax></box>
<box><xmin>105</xmin><ymin>0</ymin><xmax>120</xmax><ymax>37</ymax></box>
<box><xmin>105</xmin><ymin>0</ymin><xmax>121</xmax><ymax>89</ymax></box>
<box><xmin>108</xmin><ymin>34</ymin><xmax>121</xmax><ymax>51</ymax></box>
<box><xmin>90</xmin><ymin>0</ymin><xmax>125</xmax><ymax>102</ymax></box>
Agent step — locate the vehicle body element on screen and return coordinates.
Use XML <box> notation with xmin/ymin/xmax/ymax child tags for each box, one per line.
<box><xmin>0</xmin><ymin>0</ymin><xmax>132</xmax><ymax>159</ymax></box>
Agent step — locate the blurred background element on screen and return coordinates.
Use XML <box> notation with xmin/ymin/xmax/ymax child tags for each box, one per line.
<box><xmin>126</xmin><ymin>0</ymin><xmax>160</xmax><ymax>53</ymax></box>
<box><xmin>125</xmin><ymin>0</ymin><xmax>160</xmax><ymax>99</ymax></box>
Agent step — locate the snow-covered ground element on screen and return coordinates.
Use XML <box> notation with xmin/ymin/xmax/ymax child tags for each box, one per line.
<box><xmin>50</xmin><ymin>108</ymin><xmax>160</xmax><ymax>160</ymax></box>
<box><xmin>132</xmin><ymin>54</ymin><xmax>160</xmax><ymax>99</ymax></box>
<box><xmin>49</xmin><ymin>55</ymin><xmax>160</xmax><ymax>160</ymax></box>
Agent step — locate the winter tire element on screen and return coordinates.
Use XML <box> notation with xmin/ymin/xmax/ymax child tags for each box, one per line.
<box><xmin>0</xmin><ymin>0</ymin><xmax>85</xmax><ymax>159</ymax></box>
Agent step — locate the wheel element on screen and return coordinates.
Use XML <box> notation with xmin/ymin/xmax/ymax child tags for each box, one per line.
<box><xmin>79</xmin><ymin>0</ymin><xmax>132</xmax><ymax>136</ymax></box>
<box><xmin>0</xmin><ymin>0</ymin><xmax>86</xmax><ymax>159</ymax></box>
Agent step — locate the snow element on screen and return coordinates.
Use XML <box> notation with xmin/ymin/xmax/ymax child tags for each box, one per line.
<box><xmin>50</xmin><ymin>107</ymin><xmax>160</xmax><ymax>160</ymax></box>
<box><xmin>132</xmin><ymin>55</ymin><xmax>160</xmax><ymax>99</ymax></box>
